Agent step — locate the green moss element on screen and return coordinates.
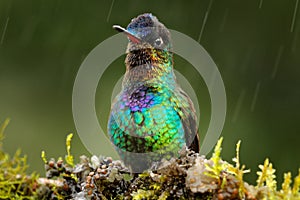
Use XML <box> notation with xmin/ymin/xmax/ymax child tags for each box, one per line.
<box><xmin>132</xmin><ymin>189</ymin><xmax>156</xmax><ymax>200</ymax></box>
<box><xmin>204</xmin><ymin>137</ymin><xmax>224</xmax><ymax>181</ymax></box>
<box><xmin>65</xmin><ymin>133</ymin><xmax>74</xmax><ymax>167</ymax></box>
<box><xmin>1</xmin><ymin>119</ymin><xmax>300</xmax><ymax>199</ymax></box>
<box><xmin>0</xmin><ymin>119</ymin><xmax>39</xmax><ymax>199</ymax></box>
<box><xmin>226</xmin><ymin>140</ymin><xmax>250</xmax><ymax>198</ymax></box>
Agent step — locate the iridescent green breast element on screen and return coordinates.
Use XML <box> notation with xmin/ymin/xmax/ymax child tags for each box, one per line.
<box><xmin>108</xmin><ymin>84</ymin><xmax>187</xmax><ymax>154</ymax></box>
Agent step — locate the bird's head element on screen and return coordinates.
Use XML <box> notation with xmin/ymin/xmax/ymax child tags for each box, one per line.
<box><xmin>113</xmin><ymin>13</ymin><xmax>173</xmax><ymax>69</ymax></box>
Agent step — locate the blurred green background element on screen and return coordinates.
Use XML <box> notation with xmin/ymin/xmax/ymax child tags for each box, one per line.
<box><xmin>0</xmin><ymin>0</ymin><xmax>299</xmax><ymax>185</ymax></box>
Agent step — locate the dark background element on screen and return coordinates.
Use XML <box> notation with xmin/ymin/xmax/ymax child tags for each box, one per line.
<box><xmin>0</xmin><ymin>0</ymin><xmax>299</xmax><ymax>185</ymax></box>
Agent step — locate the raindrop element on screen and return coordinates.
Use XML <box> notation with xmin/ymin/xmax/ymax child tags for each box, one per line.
<box><xmin>250</xmin><ymin>81</ymin><xmax>261</xmax><ymax>112</ymax></box>
<box><xmin>232</xmin><ymin>89</ymin><xmax>246</xmax><ymax>123</ymax></box>
<box><xmin>271</xmin><ymin>45</ymin><xmax>284</xmax><ymax>79</ymax></box>
<box><xmin>290</xmin><ymin>0</ymin><xmax>299</xmax><ymax>32</ymax></box>
<box><xmin>291</xmin><ymin>25</ymin><xmax>299</xmax><ymax>52</ymax></box>
<box><xmin>259</xmin><ymin>0</ymin><xmax>263</xmax><ymax>9</ymax></box>
<box><xmin>198</xmin><ymin>12</ymin><xmax>208</xmax><ymax>42</ymax></box>
<box><xmin>106</xmin><ymin>0</ymin><xmax>115</xmax><ymax>23</ymax></box>
<box><xmin>1</xmin><ymin>17</ymin><xmax>9</xmax><ymax>45</ymax></box>
<box><xmin>219</xmin><ymin>8</ymin><xmax>229</xmax><ymax>32</ymax></box>
<box><xmin>198</xmin><ymin>0</ymin><xmax>214</xmax><ymax>42</ymax></box>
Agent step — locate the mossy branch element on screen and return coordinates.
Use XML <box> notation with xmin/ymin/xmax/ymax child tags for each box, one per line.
<box><xmin>0</xmin><ymin>119</ymin><xmax>300</xmax><ymax>199</ymax></box>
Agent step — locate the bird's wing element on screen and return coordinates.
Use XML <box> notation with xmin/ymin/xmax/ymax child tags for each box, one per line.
<box><xmin>172</xmin><ymin>88</ymin><xmax>199</xmax><ymax>153</ymax></box>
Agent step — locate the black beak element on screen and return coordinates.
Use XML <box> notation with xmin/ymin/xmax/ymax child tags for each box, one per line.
<box><xmin>113</xmin><ymin>25</ymin><xmax>141</xmax><ymax>44</ymax></box>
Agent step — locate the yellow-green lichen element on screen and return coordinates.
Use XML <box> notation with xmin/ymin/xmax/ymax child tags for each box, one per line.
<box><xmin>256</xmin><ymin>158</ymin><xmax>277</xmax><ymax>195</ymax></box>
<box><xmin>292</xmin><ymin>169</ymin><xmax>300</xmax><ymax>196</ymax></box>
<box><xmin>1</xmin><ymin>119</ymin><xmax>300</xmax><ymax>199</ymax></box>
<box><xmin>0</xmin><ymin>119</ymin><xmax>39</xmax><ymax>199</ymax></box>
<box><xmin>205</xmin><ymin>137</ymin><xmax>224</xmax><ymax>181</ymax></box>
<box><xmin>131</xmin><ymin>189</ymin><xmax>156</xmax><ymax>200</ymax></box>
<box><xmin>280</xmin><ymin>172</ymin><xmax>292</xmax><ymax>198</ymax></box>
<box><xmin>41</xmin><ymin>150</ymin><xmax>47</xmax><ymax>164</ymax></box>
<box><xmin>226</xmin><ymin>140</ymin><xmax>250</xmax><ymax>198</ymax></box>
<box><xmin>65</xmin><ymin>133</ymin><xmax>74</xmax><ymax>167</ymax></box>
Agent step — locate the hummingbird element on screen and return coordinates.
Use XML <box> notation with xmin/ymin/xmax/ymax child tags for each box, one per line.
<box><xmin>108</xmin><ymin>13</ymin><xmax>199</xmax><ymax>172</ymax></box>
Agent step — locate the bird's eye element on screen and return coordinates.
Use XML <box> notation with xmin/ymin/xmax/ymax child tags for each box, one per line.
<box><xmin>154</xmin><ymin>37</ymin><xmax>163</xmax><ymax>46</ymax></box>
